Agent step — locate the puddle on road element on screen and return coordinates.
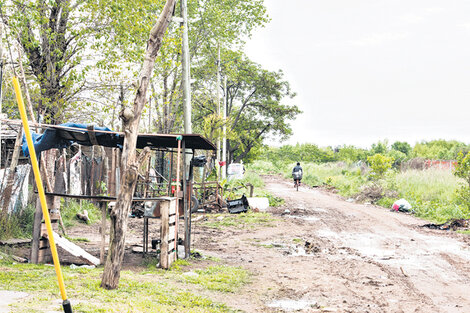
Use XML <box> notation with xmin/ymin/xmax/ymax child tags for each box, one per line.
<box><xmin>316</xmin><ymin>228</ymin><xmax>341</xmax><ymax>240</ymax></box>
<box><xmin>286</xmin><ymin>215</ymin><xmax>319</xmax><ymax>222</ymax></box>
<box><xmin>267</xmin><ymin>241</ymin><xmax>320</xmax><ymax>256</ymax></box>
<box><xmin>316</xmin><ymin>227</ymin><xmax>470</xmax><ymax>281</ymax></box>
<box><xmin>267</xmin><ymin>299</ymin><xmax>318</xmax><ymax>311</ymax></box>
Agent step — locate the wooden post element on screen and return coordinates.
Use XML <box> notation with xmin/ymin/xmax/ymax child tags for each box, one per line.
<box><xmin>183</xmin><ymin>140</ymin><xmax>191</xmax><ymax>258</ymax></box>
<box><xmin>160</xmin><ymin>197</ymin><xmax>177</xmax><ymax>269</ymax></box>
<box><xmin>100</xmin><ymin>201</ymin><xmax>107</xmax><ymax>264</ymax></box>
<box><xmin>143</xmin><ymin>156</ymin><xmax>151</xmax><ymax>197</ymax></box>
<box><xmin>167</xmin><ymin>151</ymin><xmax>173</xmax><ymax>196</ymax></box>
<box><xmin>201</xmin><ymin>163</ymin><xmax>206</xmax><ymax>210</ymax></box>
<box><xmin>109</xmin><ymin>148</ymin><xmax>116</xmax><ymax>197</ymax></box>
<box><xmin>30</xmin><ymin>197</ymin><xmax>42</xmax><ymax>264</ymax></box>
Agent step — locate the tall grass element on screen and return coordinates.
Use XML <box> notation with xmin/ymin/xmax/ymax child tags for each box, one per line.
<box><xmin>0</xmin><ymin>205</ymin><xmax>35</xmax><ymax>240</ymax></box>
<box><xmin>386</xmin><ymin>169</ymin><xmax>469</xmax><ymax>222</ymax></box>
<box><xmin>392</xmin><ymin>169</ymin><xmax>461</xmax><ymax>202</ymax></box>
<box><xmin>247</xmin><ymin>160</ymin><xmax>280</xmax><ymax>174</ymax></box>
<box><xmin>280</xmin><ymin>162</ymin><xmax>366</xmax><ymax>197</ymax></box>
<box><xmin>60</xmin><ymin>200</ymin><xmax>101</xmax><ymax>227</ymax></box>
<box><xmin>249</xmin><ymin>160</ymin><xmax>470</xmax><ymax>223</ymax></box>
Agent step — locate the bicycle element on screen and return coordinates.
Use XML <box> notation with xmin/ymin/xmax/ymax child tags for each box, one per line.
<box><xmin>292</xmin><ymin>172</ymin><xmax>302</xmax><ymax>191</ymax></box>
<box><xmin>294</xmin><ymin>179</ymin><xmax>300</xmax><ymax>191</ymax></box>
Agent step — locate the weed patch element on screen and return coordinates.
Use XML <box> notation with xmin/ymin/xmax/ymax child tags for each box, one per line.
<box><xmin>183</xmin><ymin>265</ymin><xmax>250</xmax><ymax>293</ymax></box>
<box><xmin>61</xmin><ymin>200</ymin><xmax>101</xmax><ymax>227</ymax></box>
<box><xmin>0</xmin><ymin>261</ymin><xmax>231</xmax><ymax>312</ymax></box>
<box><xmin>0</xmin><ymin>205</ymin><xmax>35</xmax><ymax>240</ymax></box>
<box><xmin>204</xmin><ymin>212</ymin><xmax>275</xmax><ymax>229</ymax></box>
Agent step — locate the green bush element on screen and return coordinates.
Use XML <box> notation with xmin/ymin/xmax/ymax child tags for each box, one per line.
<box><xmin>0</xmin><ymin>205</ymin><xmax>35</xmax><ymax>240</ymax></box>
<box><xmin>61</xmin><ymin>200</ymin><xmax>101</xmax><ymax>227</ymax></box>
<box><xmin>367</xmin><ymin>154</ymin><xmax>394</xmax><ymax>180</ymax></box>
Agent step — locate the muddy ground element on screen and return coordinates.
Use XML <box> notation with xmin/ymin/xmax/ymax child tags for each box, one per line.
<box><xmin>33</xmin><ymin>175</ymin><xmax>470</xmax><ymax>312</ymax></box>
<box><xmin>190</xmin><ymin>175</ymin><xmax>470</xmax><ymax>312</ymax></box>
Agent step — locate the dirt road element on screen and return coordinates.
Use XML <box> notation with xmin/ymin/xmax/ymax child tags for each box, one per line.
<box><xmin>194</xmin><ymin>175</ymin><xmax>470</xmax><ymax>312</ymax></box>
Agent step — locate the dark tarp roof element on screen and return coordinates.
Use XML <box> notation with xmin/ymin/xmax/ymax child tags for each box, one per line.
<box><xmin>22</xmin><ymin>123</ymin><xmax>215</xmax><ymax>156</ymax></box>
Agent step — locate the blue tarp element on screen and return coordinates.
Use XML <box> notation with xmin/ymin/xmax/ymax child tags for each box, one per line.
<box><xmin>22</xmin><ymin>123</ymin><xmax>117</xmax><ymax>157</ymax></box>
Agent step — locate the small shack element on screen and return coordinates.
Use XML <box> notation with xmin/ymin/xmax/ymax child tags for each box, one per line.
<box><xmin>1</xmin><ymin>119</ymin><xmax>216</xmax><ymax>269</ymax></box>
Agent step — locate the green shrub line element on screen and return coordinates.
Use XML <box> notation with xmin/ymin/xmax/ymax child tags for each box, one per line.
<box><xmin>249</xmin><ymin>160</ymin><xmax>470</xmax><ymax>224</ymax></box>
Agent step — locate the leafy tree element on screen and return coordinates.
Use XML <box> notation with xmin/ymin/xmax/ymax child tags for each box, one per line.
<box><xmin>370</xmin><ymin>140</ymin><xmax>388</xmax><ymax>155</ymax></box>
<box><xmin>412</xmin><ymin>140</ymin><xmax>470</xmax><ymax>160</ymax></box>
<box><xmin>454</xmin><ymin>152</ymin><xmax>470</xmax><ymax>188</ymax></box>
<box><xmin>453</xmin><ymin>152</ymin><xmax>470</xmax><ymax>214</ymax></box>
<box><xmin>387</xmin><ymin>149</ymin><xmax>406</xmax><ymax>167</ymax></box>
<box><xmin>367</xmin><ymin>153</ymin><xmax>394</xmax><ymax>180</ymax></box>
<box><xmin>336</xmin><ymin>145</ymin><xmax>368</xmax><ymax>163</ymax></box>
<box><xmin>391</xmin><ymin>141</ymin><xmax>411</xmax><ymax>156</ymax></box>
<box><xmin>195</xmin><ymin>55</ymin><xmax>300</xmax><ymax>163</ymax></box>
<box><xmin>1</xmin><ymin>0</ymin><xmax>100</xmax><ymax>122</ymax></box>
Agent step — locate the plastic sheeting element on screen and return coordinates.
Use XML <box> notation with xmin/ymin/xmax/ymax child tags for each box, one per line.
<box><xmin>21</xmin><ymin>123</ymin><xmax>116</xmax><ymax>157</ymax></box>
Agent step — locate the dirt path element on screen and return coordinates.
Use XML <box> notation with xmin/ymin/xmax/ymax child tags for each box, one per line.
<box><xmin>193</xmin><ymin>175</ymin><xmax>470</xmax><ymax>312</ymax></box>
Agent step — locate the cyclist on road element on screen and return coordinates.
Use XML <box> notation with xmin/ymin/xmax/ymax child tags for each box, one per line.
<box><xmin>292</xmin><ymin>162</ymin><xmax>303</xmax><ymax>186</ymax></box>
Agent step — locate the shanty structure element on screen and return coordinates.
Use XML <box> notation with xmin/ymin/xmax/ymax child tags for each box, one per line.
<box><xmin>1</xmin><ymin>119</ymin><xmax>215</xmax><ymax>268</ymax></box>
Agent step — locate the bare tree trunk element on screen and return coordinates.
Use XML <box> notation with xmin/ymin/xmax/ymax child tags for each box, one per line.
<box><xmin>100</xmin><ymin>0</ymin><xmax>176</xmax><ymax>290</ymax></box>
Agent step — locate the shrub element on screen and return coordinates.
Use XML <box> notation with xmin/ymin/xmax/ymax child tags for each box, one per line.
<box><xmin>453</xmin><ymin>152</ymin><xmax>470</xmax><ymax>213</ymax></box>
<box><xmin>61</xmin><ymin>200</ymin><xmax>101</xmax><ymax>227</ymax></box>
<box><xmin>367</xmin><ymin>154</ymin><xmax>394</xmax><ymax>180</ymax></box>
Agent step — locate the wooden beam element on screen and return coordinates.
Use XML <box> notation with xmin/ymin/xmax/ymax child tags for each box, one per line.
<box><xmin>52</xmin><ymin>231</ymin><xmax>100</xmax><ymax>266</ymax></box>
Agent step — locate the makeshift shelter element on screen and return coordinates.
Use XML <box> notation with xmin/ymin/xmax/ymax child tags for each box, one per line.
<box><xmin>2</xmin><ymin>119</ymin><xmax>216</xmax><ymax>268</ymax></box>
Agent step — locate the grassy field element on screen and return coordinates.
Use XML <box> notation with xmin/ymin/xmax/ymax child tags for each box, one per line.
<box><xmin>0</xmin><ymin>255</ymin><xmax>248</xmax><ymax>312</ymax></box>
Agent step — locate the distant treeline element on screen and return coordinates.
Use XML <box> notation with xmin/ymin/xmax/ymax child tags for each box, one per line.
<box><xmin>262</xmin><ymin>140</ymin><xmax>470</xmax><ymax>165</ymax></box>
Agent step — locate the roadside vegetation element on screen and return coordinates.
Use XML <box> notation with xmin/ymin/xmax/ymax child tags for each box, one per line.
<box><xmin>0</xmin><ymin>255</ymin><xmax>247</xmax><ymax>312</ymax></box>
<box><xmin>252</xmin><ymin>140</ymin><xmax>470</xmax><ymax>224</ymax></box>
<box><xmin>203</xmin><ymin>211</ymin><xmax>275</xmax><ymax>229</ymax></box>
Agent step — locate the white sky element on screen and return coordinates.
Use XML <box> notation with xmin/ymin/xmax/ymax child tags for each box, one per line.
<box><xmin>244</xmin><ymin>0</ymin><xmax>470</xmax><ymax>148</ymax></box>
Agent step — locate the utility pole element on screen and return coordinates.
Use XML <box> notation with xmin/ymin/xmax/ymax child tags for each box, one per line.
<box><xmin>181</xmin><ymin>0</ymin><xmax>191</xmax><ymax>134</ymax></box>
<box><xmin>216</xmin><ymin>45</ymin><xmax>221</xmax><ymax>178</ymax></box>
<box><xmin>222</xmin><ymin>74</ymin><xmax>227</xmax><ymax>179</ymax></box>
<box><xmin>180</xmin><ymin>0</ymin><xmax>193</xmax><ymax>260</ymax></box>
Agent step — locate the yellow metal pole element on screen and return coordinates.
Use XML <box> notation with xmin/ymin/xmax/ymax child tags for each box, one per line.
<box><xmin>12</xmin><ymin>77</ymin><xmax>73</xmax><ymax>313</ymax></box>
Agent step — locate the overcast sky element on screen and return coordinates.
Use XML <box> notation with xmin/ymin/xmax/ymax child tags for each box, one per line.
<box><xmin>244</xmin><ymin>0</ymin><xmax>470</xmax><ymax>148</ymax></box>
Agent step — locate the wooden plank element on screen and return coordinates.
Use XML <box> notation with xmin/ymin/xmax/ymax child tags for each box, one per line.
<box><xmin>52</xmin><ymin>231</ymin><xmax>100</xmax><ymax>266</ymax></box>
<box><xmin>30</xmin><ymin>198</ymin><xmax>42</xmax><ymax>264</ymax></box>
<box><xmin>0</xmin><ymin>239</ymin><xmax>31</xmax><ymax>246</ymax></box>
<box><xmin>168</xmin><ymin>226</ymin><xmax>175</xmax><ymax>241</ymax></box>
<box><xmin>168</xmin><ymin>251</ymin><xmax>176</xmax><ymax>264</ymax></box>
<box><xmin>38</xmin><ymin>238</ymin><xmax>51</xmax><ymax>263</ymax></box>
<box><xmin>160</xmin><ymin>197</ymin><xmax>170</xmax><ymax>269</ymax></box>
<box><xmin>169</xmin><ymin>215</ymin><xmax>176</xmax><ymax>224</ymax></box>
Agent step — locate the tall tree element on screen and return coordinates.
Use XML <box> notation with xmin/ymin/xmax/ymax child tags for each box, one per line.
<box><xmin>1</xmin><ymin>0</ymin><xmax>167</xmax><ymax>124</ymax></box>
<box><xmin>100</xmin><ymin>0</ymin><xmax>176</xmax><ymax>290</ymax></box>
<box><xmin>1</xmin><ymin>0</ymin><xmax>95</xmax><ymax>122</ymax></box>
<box><xmin>193</xmin><ymin>53</ymin><xmax>301</xmax><ymax>162</ymax></box>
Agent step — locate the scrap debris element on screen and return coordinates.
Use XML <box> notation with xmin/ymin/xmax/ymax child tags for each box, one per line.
<box><xmin>76</xmin><ymin>209</ymin><xmax>90</xmax><ymax>223</ymax></box>
<box><xmin>421</xmin><ymin>219</ymin><xmax>470</xmax><ymax>231</ymax></box>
